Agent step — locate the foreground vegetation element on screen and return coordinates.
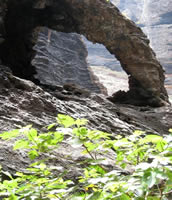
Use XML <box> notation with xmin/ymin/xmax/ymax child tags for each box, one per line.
<box><xmin>0</xmin><ymin>114</ymin><xmax>172</xmax><ymax>200</ymax></box>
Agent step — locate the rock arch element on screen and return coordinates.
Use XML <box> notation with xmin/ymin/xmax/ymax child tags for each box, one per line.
<box><xmin>1</xmin><ymin>0</ymin><xmax>169</xmax><ymax>106</ymax></box>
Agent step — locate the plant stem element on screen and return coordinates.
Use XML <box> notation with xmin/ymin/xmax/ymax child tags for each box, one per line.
<box><xmin>82</xmin><ymin>143</ymin><xmax>96</xmax><ymax>160</ymax></box>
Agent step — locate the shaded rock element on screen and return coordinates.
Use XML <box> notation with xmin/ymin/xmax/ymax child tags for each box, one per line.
<box><xmin>52</xmin><ymin>0</ymin><xmax>168</xmax><ymax>106</ymax></box>
<box><xmin>33</xmin><ymin>28</ymin><xmax>106</xmax><ymax>94</ymax></box>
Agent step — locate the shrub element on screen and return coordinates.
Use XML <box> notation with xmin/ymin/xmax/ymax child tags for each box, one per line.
<box><xmin>0</xmin><ymin>115</ymin><xmax>172</xmax><ymax>200</ymax></box>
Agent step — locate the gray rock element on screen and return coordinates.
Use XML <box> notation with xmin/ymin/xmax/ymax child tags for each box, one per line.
<box><xmin>32</xmin><ymin>29</ymin><xmax>103</xmax><ymax>94</ymax></box>
<box><xmin>0</xmin><ymin>67</ymin><xmax>172</xmax><ymax>179</ymax></box>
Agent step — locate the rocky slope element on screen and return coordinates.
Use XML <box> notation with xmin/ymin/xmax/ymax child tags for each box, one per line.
<box><xmin>0</xmin><ymin>0</ymin><xmax>170</xmax><ymax>129</ymax></box>
<box><xmin>0</xmin><ymin>64</ymin><xmax>172</xmax><ymax>180</ymax></box>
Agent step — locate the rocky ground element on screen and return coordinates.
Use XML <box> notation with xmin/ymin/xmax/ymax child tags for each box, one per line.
<box><xmin>0</xmin><ymin>66</ymin><xmax>172</xmax><ymax>177</ymax></box>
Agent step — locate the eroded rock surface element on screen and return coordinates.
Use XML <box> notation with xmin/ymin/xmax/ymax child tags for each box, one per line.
<box><xmin>56</xmin><ymin>0</ymin><xmax>168</xmax><ymax>106</ymax></box>
<box><xmin>0</xmin><ymin>65</ymin><xmax>171</xmax><ymax>137</ymax></box>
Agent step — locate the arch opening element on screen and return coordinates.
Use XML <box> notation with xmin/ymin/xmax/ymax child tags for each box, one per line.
<box><xmin>82</xmin><ymin>36</ymin><xmax>129</xmax><ymax>96</ymax></box>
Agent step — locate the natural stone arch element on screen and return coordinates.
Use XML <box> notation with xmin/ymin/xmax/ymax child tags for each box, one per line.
<box><xmin>34</xmin><ymin>0</ymin><xmax>168</xmax><ymax>106</ymax></box>
<box><xmin>1</xmin><ymin>0</ymin><xmax>169</xmax><ymax>106</ymax></box>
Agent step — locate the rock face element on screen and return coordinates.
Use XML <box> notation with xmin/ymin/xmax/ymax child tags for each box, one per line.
<box><xmin>139</xmin><ymin>0</ymin><xmax>172</xmax><ymax>96</ymax></box>
<box><xmin>58</xmin><ymin>0</ymin><xmax>169</xmax><ymax>106</ymax></box>
<box><xmin>0</xmin><ymin>0</ymin><xmax>169</xmax><ymax>106</ymax></box>
<box><xmin>139</xmin><ymin>0</ymin><xmax>172</xmax><ymax>72</ymax></box>
<box><xmin>32</xmin><ymin>28</ymin><xmax>104</xmax><ymax>93</ymax></box>
<box><xmin>112</xmin><ymin>0</ymin><xmax>172</xmax><ymax>96</ymax></box>
<box><xmin>0</xmin><ymin>0</ymin><xmax>171</xmax><ymax>129</ymax></box>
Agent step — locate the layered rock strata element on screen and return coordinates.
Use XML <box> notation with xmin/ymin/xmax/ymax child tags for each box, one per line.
<box><xmin>0</xmin><ymin>66</ymin><xmax>172</xmax><ymax>177</ymax></box>
<box><xmin>33</xmin><ymin>28</ymin><xmax>105</xmax><ymax>94</ymax></box>
<box><xmin>0</xmin><ymin>65</ymin><xmax>171</xmax><ymax>137</ymax></box>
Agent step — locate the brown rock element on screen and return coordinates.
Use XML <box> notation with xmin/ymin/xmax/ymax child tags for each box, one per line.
<box><xmin>42</xmin><ymin>0</ymin><xmax>168</xmax><ymax>106</ymax></box>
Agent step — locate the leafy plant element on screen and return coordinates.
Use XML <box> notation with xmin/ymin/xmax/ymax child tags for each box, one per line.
<box><xmin>0</xmin><ymin>114</ymin><xmax>172</xmax><ymax>200</ymax></box>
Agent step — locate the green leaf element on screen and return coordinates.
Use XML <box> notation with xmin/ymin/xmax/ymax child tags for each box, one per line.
<box><xmin>119</xmin><ymin>193</ymin><xmax>131</xmax><ymax>200</ymax></box>
<box><xmin>0</xmin><ymin>129</ymin><xmax>20</xmax><ymax>140</ymax></box>
<box><xmin>169</xmin><ymin>128</ymin><xmax>172</xmax><ymax>133</ymax></box>
<box><xmin>3</xmin><ymin>179</ymin><xmax>18</xmax><ymax>189</ymax></box>
<box><xmin>9</xmin><ymin>194</ymin><xmax>18</xmax><ymax>200</ymax></box>
<box><xmin>116</xmin><ymin>151</ymin><xmax>124</xmax><ymax>162</ymax></box>
<box><xmin>39</xmin><ymin>163</ymin><xmax>46</xmax><ymax>170</ymax></box>
<box><xmin>13</xmin><ymin>139</ymin><xmax>29</xmax><ymax>150</ymax></box>
<box><xmin>53</xmin><ymin>132</ymin><xmax>64</xmax><ymax>142</ymax></box>
<box><xmin>143</xmin><ymin>170</ymin><xmax>157</xmax><ymax>188</ymax></box>
<box><xmin>75</xmin><ymin>118</ymin><xmax>88</xmax><ymax>127</ymax></box>
<box><xmin>156</xmin><ymin>141</ymin><xmax>166</xmax><ymax>152</ymax></box>
<box><xmin>133</xmin><ymin>130</ymin><xmax>145</xmax><ymax>136</ymax></box>
<box><xmin>147</xmin><ymin>196</ymin><xmax>160</xmax><ymax>200</ymax></box>
<box><xmin>47</xmin><ymin>123</ymin><xmax>56</xmax><ymax>130</ymax></box>
<box><xmin>84</xmin><ymin>142</ymin><xmax>98</xmax><ymax>152</ymax></box>
<box><xmin>28</xmin><ymin>150</ymin><xmax>39</xmax><ymax>160</ymax></box>
<box><xmin>79</xmin><ymin>127</ymin><xmax>88</xmax><ymax>136</ymax></box>
<box><xmin>27</xmin><ymin>128</ymin><xmax>38</xmax><ymax>141</ymax></box>
<box><xmin>89</xmin><ymin>165</ymin><xmax>106</xmax><ymax>175</ymax></box>
<box><xmin>15</xmin><ymin>172</ymin><xmax>24</xmax><ymax>177</ymax></box>
<box><xmin>1</xmin><ymin>116</ymin><xmax>171</xmax><ymax>200</ymax></box>
<box><xmin>144</xmin><ymin>135</ymin><xmax>164</xmax><ymax>144</ymax></box>
<box><xmin>57</xmin><ymin>114</ymin><xmax>75</xmax><ymax>128</ymax></box>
